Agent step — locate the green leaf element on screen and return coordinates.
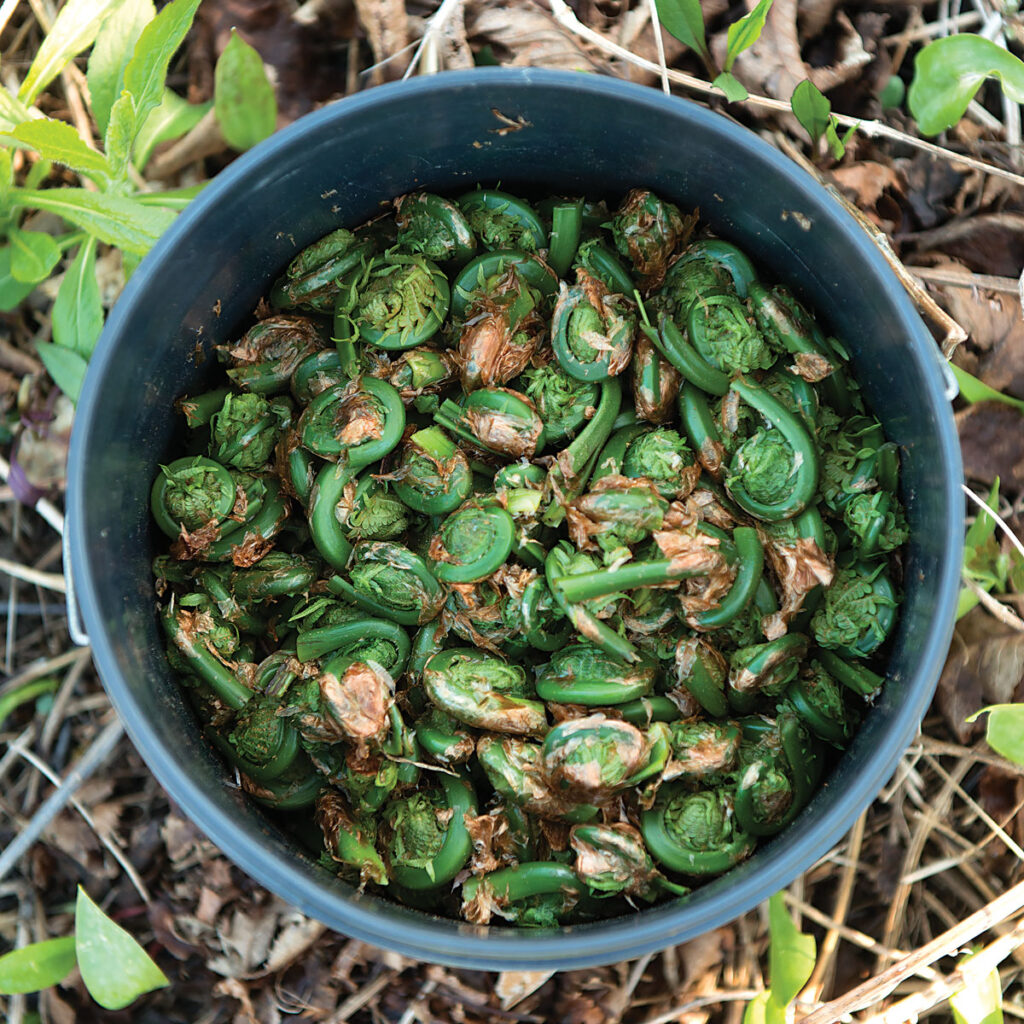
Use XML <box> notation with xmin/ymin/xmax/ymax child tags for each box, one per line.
<box><xmin>53</xmin><ymin>237</ymin><xmax>103</xmax><ymax>357</ymax></box>
<box><xmin>87</xmin><ymin>0</ymin><xmax>156</xmax><ymax>135</ymax></box>
<box><xmin>9</xmin><ymin>226</ymin><xmax>61</xmax><ymax>283</ymax></box>
<box><xmin>3</xmin><ymin>117</ymin><xmax>112</xmax><ymax>182</ymax></box>
<box><xmin>123</xmin><ymin>0</ymin><xmax>203</xmax><ymax>132</ymax></box>
<box><xmin>767</xmin><ymin>891</ymin><xmax>816</xmax><ymax>1010</ymax></box>
<box><xmin>0</xmin><ymin>147</ymin><xmax>12</xmax><ymax>210</ymax></box>
<box><xmin>36</xmin><ymin>341</ymin><xmax>88</xmax><ymax>402</ymax></box>
<box><xmin>0</xmin><ymin>247</ymin><xmax>37</xmax><ymax>310</ymax></box>
<box><xmin>950</xmin><ymin>960</ymin><xmax>1004</xmax><ymax>1024</ymax></box>
<box><xmin>104</xmin><ymin>92</ymin><xmax>138</xmax><ymax>181</ymax></box>
<box><xmin>133</xmin><ymin>90</ymin><xmax>210</xmax><ymax>171</ymax></box>
<box><xmin>654</xmin><ymin>0</ymin><xmax>710</xmax><ymax>61</ymax></box>
<box><xmin>214</xmin><ymin>30</ymin><xmax>277</xmax><ymax>151</ymax></box>
<box><xmin>0</xmin><ymin>936</ymin><xmax>77</xmax><ymax>995</ymax></box>
<box><xmin>713</xmin><ymin>71</ymin><xmax>749</xmax><ymax>102</ymax></box>
<box><xmin>743</xmin><ymin>992</ymin><xmax>770</xmax><ymax>1024</ymax></box>
<box><xmin>11</xmin><ymin>187</ymin><xmax>176</xmax><ymax>254</ymax></box>
<box><xmin>134</xmin><ymin>181</ymin><xmax>206</xmax><ymax>208</ymax></box>
<box><xmin>965</xmin><ymin>478</ymin><xmax>1000</xmax><ymax>551</ymax></box>
<box><xmin>0</xmin><ymin>87</ymin><xmax>34</xmax><ymax>134</ymax></box>
<box><xmin>824</xmin><ymin>119</ymin><xmax>846</xmax><ymax>160</ymax></box>
<box><xmin>951</xmin><ymin>364</ymin><xmax>1024</xmax><ymax>414</ymax></box>
<box><xmin>908</xmin><ymin>35</ymin><xmax>1024</xmax><ymax>137</ymax></box>
<box><xmin>724</xmin><ymin>0</ymin><xmax>773</xmax><ymax>71</ymax></box>
<box><xmin>75</xmin><ymin>886</ymin><xmax>168</xmax><ymax>1010</ymax></box>
<box><xmin>969</xmin><ymin>704</ymin><xmax>1024</xmax><ymax>767</ymax></box>
<box><xmin>19</xmin><ymin>0</ymin><xmax>126</xmax><ymax>107</ymax></box>
<box><xmin>791</xmin><ymin>80</ymin><xmax>831</xmax><ymax>148</ymax></box>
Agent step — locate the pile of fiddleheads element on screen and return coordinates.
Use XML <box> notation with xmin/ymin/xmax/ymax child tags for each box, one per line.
<box><xmin>151</xmin><ymin>186</ymin><xmax>906</xmax><ymax>926</ymax></box>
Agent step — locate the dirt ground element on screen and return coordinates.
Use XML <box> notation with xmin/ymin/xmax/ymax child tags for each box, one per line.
<box><xmin>1</xmin><ymin>1</ymin><xmax>1023</xmax><ymax>1021</ymax></box>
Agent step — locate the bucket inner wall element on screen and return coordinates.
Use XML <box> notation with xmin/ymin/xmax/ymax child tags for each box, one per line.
<box><xmin>68</xmin><ymin>70</ymin><xmax>963</xmax><ymax>969</ymax></box>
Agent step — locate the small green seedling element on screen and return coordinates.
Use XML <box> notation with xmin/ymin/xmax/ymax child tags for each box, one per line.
<box><xmin>790</xmin><ymin>80</ymin><xmax>856</xmax><ymax>160</ymax></box>
<box><xmin>968</xmin><ymin>704</ymin><xmax>1024</xmax><ymax>769</ymax></box>
<box><xmin>0</xmin><ymin>885</ymin><xmax>169</xmax><ymax>1009</ymax></box>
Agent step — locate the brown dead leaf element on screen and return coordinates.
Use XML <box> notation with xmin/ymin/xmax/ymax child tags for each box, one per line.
<box><xmin>679</xmin><ymin>926</ymin><xmax>729</xmax><ymax>987</ymax></box>
<box><xmin>495</xmin><ymin>969</ymin><xmax>556</xmax><ymax>1009</ymax></box>
<box><xmin>909</xmin><ymin>214</ymin><xmax>1024</xmax><ymax>279</ymax></box>
<box><xmin>468</xmin><ymin>2</ymin><xmax>607</xmax><ymax>71</ymax></box>
<box><xmin>265</xmin><ymin>913</ymin><xmax>326</xmax><ymax>972</ymax></box>
<box><xmin>208</xmin><ymin>906</ymin><xmax>280</xmax><ymax>978</ymax></box>
<box><xmin>955</xmin><ymin>403</ymin><xmax>1024</xmax><ymax>491</ymax></box>
<box><xmin>354</xmin><ymin>0</ymin><xmax>410</xmax><ymax>82</ymax></box>
<box><xmin>726</xmin><ymin>0</ymin><xmax>804</xmax><ymax>103</ymax></box>
<box><xmin>214</xmin><ymin>976</ymin><xmax>259</xmax><ymax>1024</ymax></box>
<box><xmin>934</xmin><ymin>631</ymin><xmax>985</xmax><ymax>743</ymax></box>
<box><xmin>831</xmin><ymin>161</ymin><xmax>906</xmax><ymax>233</ymax></box>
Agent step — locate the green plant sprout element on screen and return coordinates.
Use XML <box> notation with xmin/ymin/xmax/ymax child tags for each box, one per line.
<box><xmin>790</xmin><ymin>80</ymin><xmax>857</xmax><ymax>160</ymax></box>
<box><xmin>655</xmin><ymin>0</ymin><xmax>775</xmax><ymax>102</ymax></box>
<box><xmin>0</xmin><ymin>885</ymin><xmax>168</xmax><ymax>1009</ymax></box>
<box><xmin>743</xmin><ymin>890</ymin><xmax>816</xmax><ymax>1024</ymax></box>
<box><xmin>0</xmin><ymin>0</ymin><xmax>277</xmax><ymax>401</ymax></box>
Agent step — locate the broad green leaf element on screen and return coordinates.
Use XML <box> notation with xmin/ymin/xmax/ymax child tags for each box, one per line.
<box><xmin>36</xmin><ymin>341</ymin><xmax>88</xmax><ymax>402</ymax></box>
<box><xmin>791</xmin><ymin>79</ymin><xmax>831</xmax><ymax>147</ymax></box>
<box><xmin>969</xmin><ymin>704</ymin><xmax>1024</xmax><ymax>767</ymax></box>
<box><xmin>964</xmin><ymin>478</ymin><xmax>1000</xmax><ymax>551</ymax></box>
<box><xmin>951</xmin><ymin>364</ymin><xmax>1024</xmax><ymax>414</ymax></box>
<box><xmin>53</xmin><ymin>237</ymin><xmax>103</xmax><ymax>357</ymax></box>
<box><xmin>87</xmin><ymin>0</ymin><xmax>156</xmax><ymax>135</ymax></box>
<box><xmin>214</xmin><ymin>30</ymin><xmax>277</xmax><ymax>151</ymax></box>
<box><xmin>724</xmin><ymin>0</ymin><xmax>773</xmax><ymax>71</ymax></box>
<box><xmin>123</xmin><ymin>0</ymin><xmax>203</xmax><ymax>131</ymax></box>
<box><xmin>0</xmin><ymin>248</ymin><xmax>37</xmax><ymax>310</ymax></box>
<box><xmin>135</xmin><ymin>181</ymin><xmax>206</xmax><ymax>208</ymax></box>
<box><xmin>19</xmin><ymin>0</ymin><xmax>126</xmax><ymax>107</ymax></box>
<box><xmin>75</xmin><ymin>886</ymin><xmax>168</xmax><ymax>1010</ymax></box>
<box><xmin>742</xmin><ymin>992</ymin><xmax>770</xmax><ymax>1024</ymax></box>
<box><xmin>767</xmin><ymin>891</ymin><xmax>816</xmax><ymax>1010</ymax></box>
<box><xmin>654</xmin><ymin>0</ymin><xmax>710</xmax><ymax>61</ymax></box>
<box><xmin>133</xmin><ymin>90</ymin><xmax>210</xmax><ymax>171</ymax></box>
<box><xmin>950</xmin><ymin>960</ymin><xmax>1004</xmax><ymax>1024</ymax></box>
<box><xmin>104</xmin><ymin>92</ymin><xmax>138</xmax><ymax>181</ymax></box>
<box><xmin>0</xmin><ymin>148</ymin><xmax>12</xmax><ymax>210</ymax></box>
<box><xmin>9</xmin><ymin>226</ymin><xmax>61</xmax><ymax>283</ymax></box>
<box><xmin>11</xmin><ymin>187</ymin><xmax>176</xmax><ymax>254</ymax></box>
<box><xmin>0</xmin><ymin>936</ymin><xmax>77</xmax><ymax>994</ymax></box>
<box><xmin>909</xmin><ymin>35</ymin><xmax>1024</xmax><ymax>136</ymax></box>
<box><xmin>713</xmin><ymin>71</ymin><xmax>749</xmax><ymax>102</ymax></box>
<box><xmin>3</xmin><ymin>118</ymin><xmax>112</xmax><ymax>182</ymax></box>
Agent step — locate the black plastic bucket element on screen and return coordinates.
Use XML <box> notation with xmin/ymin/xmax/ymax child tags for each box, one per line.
<box><xmin>67</xmin><ymin>68</ymin><xmax>963</xmax><ymax>970</ymax></box>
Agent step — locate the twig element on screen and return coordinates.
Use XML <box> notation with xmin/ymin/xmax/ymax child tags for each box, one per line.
<box><xmin>0</xmin><ymin>454</ymin><xmax>65</xmax><ymax>535</ymax></box>
<box><xmin>858</xmin><ymin>916</ymin><xmax>1024</xmax><ymax>1024</ymax></box>
<box><xmin>909</xmin><ymin>265</ymin><xmax>1024</xmax><ymax>295</ymax></box>
<box><xmin>882</xmin><ymin>10</ymin><xmax>981</xmax><ymax>43</ymax></box>
<box><xmin>39</xmin><ymin>646</ymin><xmax>95</xmax><ymax>754</ymax></box>
<box><xmin>799</xmin><ymin>880</ymin><xmax>1024</xmax><ymax>1024</ymax></box>
<box><xmin>0</xmin><ymin>0</ymin><xmax>21</xmax><ymax>37</ymax></box>
<box><xmin>0</xmin><ymin>555</ymin><xmax>66</xmax><ymax>592</ymax></box>
<box><xmin>646</xmin><ymin>0</ymin><xmax>670</xmax><ymax>96</ymax></box>
<box><xmin>0</xmin><ymin>645</ymin><xmax>88</xmax><ymax>695</ymax></box>
<box><xmin>0</xmin><ymin>715</ymin><xmax>124</xmax><ymax>885</ymax></box>
<box><xmin>325</xmin><ymin>969</ymin><xmax>402</xmax><ymax>1023</ymax></box>
<box><xmin>12</xmin><ymin>732</ymin><xmax>150</xmax><ymax>902</ymax></box>
<box><xmin>545</xmin><ymin>0</ymin><xmax>1024</xmax><ymax>190</ymax></box>
<box><xmin>640</xmin><ymin>989</ymin><xmax>761</xmax><ymax>1024</ymax></box>
<box><xmin>402</xmin><ymin>0</ymin><xmax>465</xmax><ymax>80</ymax></box>
<box><xmin>963</xmin><ymin>577</ymin><xmax>1024</xmax><ymax>631</ymax></box>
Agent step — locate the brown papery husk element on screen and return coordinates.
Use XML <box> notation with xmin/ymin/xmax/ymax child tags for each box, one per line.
<box><xmin>759</xmin><ymin>532</ymin><xmax>835</xmax><ymax>641</ymax></box>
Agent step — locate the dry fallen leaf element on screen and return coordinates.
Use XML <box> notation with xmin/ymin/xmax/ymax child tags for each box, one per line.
<box><xmin>495</xmin><ymin>968</ymin><xmax>556</xmax><ymax>1008</ymax></box>
<box><xmin>955</xmin><ymin>403</ymin><xmax>1024</xmax><ymax>491</ymax></box>
<box><xmin>264</xmin><ymin>913</ymin><xmax>327</xmax><ymax>973</ymax></box>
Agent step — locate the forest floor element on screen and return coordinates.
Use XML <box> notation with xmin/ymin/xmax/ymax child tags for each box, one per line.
<box><xmin>1</xmin><ymin>1</ymin><xmax>1024</xmax><ymax>1022</ymax></box>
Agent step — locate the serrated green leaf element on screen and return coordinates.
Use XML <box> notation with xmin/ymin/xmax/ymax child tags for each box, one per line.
<box><xmin>969</xmin><ymin>704</ymin><xmax>1024</xmax><ymax>767</ymax></box>
<box><xmin>123</xmin><ymin>0</ymin><xmax>202</xmax><ymax>131</ymax></box>
<box><xmin>0</xmin><ymin>247</ymin><xmax>36</xmax><ymax>309</ymax></box>
<box><xmin>3</xmin><ymin>117</ymin><xmax>112</xmax><ymax>182</ymax></box>
<box><xmin>36</xmin><ymin>341</ymin><xmax>88</xmax><ymax>402</ymax></box>
<box><xmin>950</xmin><ymin>961</ymin><xmax>1004</xmax><ymax>1024</ymax></box>
<box><xmin>909</xmin><ymin>34</ymin><xmax>1024</xmax><ymax>137</ymax></box>
<box><xmin>104</xmin><ymin>92</ymin><xmax>137</xmax><ymax>181</ymax></box>
<box><xmin>53</xmin><ymin>237</ymin><xmax>103</xmax><ymax>357</ymax></box>
<box><xmin>214</xmin><ymin>30</ymin><xmax>277</xmax><ymax>151</ymax></box>
<box><xmin>133</xmin><ymin>90</ymin><xmax>210</xmax><ymax>171</ymax></box>
<box><xmin>791</xmin><ymin>79</ymin><xmax>831</xmax><ymax>147</ymax></box>
<box><xmin>724</xmin><ymin>0</ymin><xmax>773</xmax><ymax>71</ymax></box>
<box><xmin>951</xmin><ymin>364</ymin><xmax>1024</xmax><ymax>414</ymax></box>
<box><xmin>713</xmin><ymin>71</ymin><xmax>749</xmax><ymax>102</ymax></box>
<box><xmin>654</xmin><ymin>0</ymin><xmax>709</xmax><ymax>61</ymax></box>
<box><xmin>767</xmin><ymin>892</ymin><xmax>816</xmax><ymax>1010</ymax></box>
<box><xmin>0</xmin><ymin>936</ymin><xmax>77</xmax><ymax>995</ymax></box>
<box><xmin>87</xmin><ymin>0</ymin><xmax>155</xmax><ymax>135</ymax></box>
<box><xmin>9</xmin><ymin>226</ymin><xmax>61</xmax><ymax>283</ymax></box>
<box><xmin>19</xmin><ymin>0</ymin><xmax>126</xmax><ymax>107</ymax></box>
<box><xmin>11</xmin><ymin>187</ymin><xmax>176</xmax><ymax>254</ymax></box>
<box><xmin>75</xmin><ymin>886</ymin><xmax>168</xmax><ymax>1010</ymax></box>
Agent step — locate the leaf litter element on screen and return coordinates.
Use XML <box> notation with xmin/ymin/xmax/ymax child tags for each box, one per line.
<box><xmin>2</xmin><ymin>0</ymin><xmax>1024</xmax><ymax>1021</ymax></box>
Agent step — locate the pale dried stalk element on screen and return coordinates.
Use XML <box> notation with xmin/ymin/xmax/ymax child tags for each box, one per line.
<box><xmin>546</xmin><ymin>0</ymin><xmax>1024</xmax><ymax>191</ymax></box>
<box><xmin>799</xmin><ymin>880</ymin><xmax>1024</xmax><ymax>1024</ymax></box>
<box><xmin>963</xmin><ymin>483</ymin><xmax>1024</xmax><ymax>562</ymax></box>
<box><xmin>0</xmin><ymin>555</ymin><xmax>66</xmax><ymax>591</ymax></box>
<box><xmin>963</xmin><ymin>577</ymin><xmax>1024</xmax><ymax>632</ymax></box>
<box><xmin>646</xmin><ymin>0</ymin><xmax>671</xmax><ymax>96</ymax></box>
<box><xmin>910</xmin><ymin>266</ymin><xmax>1024</xmax><ymax>295</ymax></box>
<box><xmin>858</xmin><ymin>916</ymin><xmax>1024</xmax><ymax>1024</ymax></box>
<box><xmin>0</xmin><ymin>454</ymin><xmax>64</xmax><ymax>535</ymax></box>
